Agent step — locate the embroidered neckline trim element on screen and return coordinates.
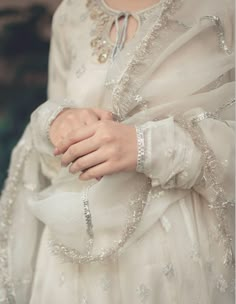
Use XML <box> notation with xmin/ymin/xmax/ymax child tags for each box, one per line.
<box><xmin>99</xmin><ymin>0</ymin><xmax>164</xmax><ymax>16</ymax></box>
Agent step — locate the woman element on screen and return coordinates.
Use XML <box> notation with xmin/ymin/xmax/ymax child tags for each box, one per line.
<box><xmin>0</xmin><ymin>0</ymin><xmax>235</xmax><ymax>303</ymax></box>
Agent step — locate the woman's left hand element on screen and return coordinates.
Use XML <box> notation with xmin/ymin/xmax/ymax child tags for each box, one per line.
<box><xmin>55</xmin><ymin>120</ymin><xmax>138</xmax><ymax>180</ymax></box>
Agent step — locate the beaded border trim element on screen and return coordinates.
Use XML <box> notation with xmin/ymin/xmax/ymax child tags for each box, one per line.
<box><xmin>201</xmin><ymin>15</ymin><xmax>232</xmax><ymax>56</ymax></box>
<box><xmin>191</xmin><ymin>112</ymin><xmax>218</xmax><ymax>125</ymax></box>
<box><xmin>175</xmin><ymin>113</ymin><xmax>234</xmax><ymax>267</ymax></box>
<box><xmin>0</xmin><ymin>139</ymin><xmax>32</xmax><ymax>303</ymax></box>
<box><xmin>111</xmin><ymin>0</ymin><xmax>183</xmax><ymax>120</ymax></box>
<box><xmin>135</xmin><ymin>126</ymin><xmax>145</xmax><ymax>173</ymax></box>
<box><xmin>191</xmin><ymin>98</ymin><xmax>235</xmax><ymax>125</ymax></box>
<box><xmin>82</xmin><ymin>185</ymin><xmax>94</xmax><ymax>256</ymax></box>
<box><xmin>48</xmin><ymin>181</ymin><xmax>151</xmax><ymax>264</ymax></box>
<box><xmin>82</xmin><ymin>185</ymin><xmax>94</xmax><ymax>240</ymax></box>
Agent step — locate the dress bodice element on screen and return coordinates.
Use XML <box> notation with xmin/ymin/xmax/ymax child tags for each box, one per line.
<box><xmin>51</xmin><ymin>0</ymin><xmax>165</xmax><ymax>109</ymax></box>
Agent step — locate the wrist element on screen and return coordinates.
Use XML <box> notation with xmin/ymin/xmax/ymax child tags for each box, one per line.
<box><xmin>47</xmin><ymin>105</ymin><xmax>69</xmax><ymax>143</ymax></box>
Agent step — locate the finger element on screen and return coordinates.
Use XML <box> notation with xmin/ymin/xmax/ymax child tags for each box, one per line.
<box><xmin>92</xmin><ymin>108</ymin><xmax>113</xmax><ymax>121</ymax></box>
<box><xmin>69</xmin><ymin>150</ymin><xmax>107</xmax><ymax>174</ymax></box>
<box><xmin>54</xmin><ymin>124</ymin><xmax>96</xmax><ymax>155</ymax></box>
<box><xmin>79</xmin><ymin>161</ymin><xmax>115</xmax><ymax>181</ymax></box>
<box><xmin>58</xmin><ymin>123</ymin><xmax>85</xmax><ymax>142</ymax></box>
<box><xmin>84</xmin><ymin>111</ymin><xmax>100</xmax><ymax>125</ymax></box>
<box><xmin>61</xmin><ymin>137</ymin><xmax>99</xmax><ymax>166</ymax></box>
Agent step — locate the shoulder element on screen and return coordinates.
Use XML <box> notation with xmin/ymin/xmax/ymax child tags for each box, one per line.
<box><xmin>51</xmin><ymin>0</ymin><xmax>88</xmax><ymax>32</ymax></box>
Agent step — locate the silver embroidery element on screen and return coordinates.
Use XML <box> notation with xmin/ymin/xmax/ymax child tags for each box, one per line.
<box><xmin>201</xmin><ymin>16</ymin><xmax>232</xmax><ymax>55</ymax></box>
<box><xmin>82</xmin><ymin>185</ymin><xmax>94</xmax><ymax>256</ymax></box>
<box><xmin>23</xmin><ymin>182</ymin><xmax>38</xmax><ymax>192</ymax></box>
<box><xmin>191</xmin><ymin>98</ymin><xmax>235</xmax><ymax>126</ymax></box>
<box><xmin>82</xmin><ymin>185</ymin><xmax>94</xmax><ymax>240</ymax></box>
<box><xmin>136</xmin><ymin>284</ymin><xmax>151</xmax><ymax>304</ymax></box>
<box><xmin>86</xmin><ymin>0</ymin><xmax>112</xmax><ymax>64</ymax></box>
<box><xmin>76</xmin><ymin>65</ymin><xmax>86</xmax><ymax>78</ymax></box>
<box><xmin>49</xmin><ymin>181</ymin><xmax>151</xmax><ymax>264</ymax></box>
<box><xmin>191</xmin><ymin>112</ymin><xmax>219</xmax><ymax>125</ymax></box>
<box><xmin>0</xmin><ymin>139</ymin><xmax>32</xmax><ymax>302</ymax></box>
<box><xmin>221</xmin><ymin>159</ymin><xmax>229</xmax><ymax>168</ymax></box>
<box><xmin>216</xmin><ymin>275</ymin><xmax>228</xmax><ymax>293</ymax></box>
<box><xmin>100</xmin><ymin>276</ymin><xmax>111</xmax><ymax>292</ymax></box>
<box><xmin>149</xmin><ymin>188</ymin><xmax>165</xmax><ymax>200</ymax></box>
<box><xmin>175</xmin><ymin>115</ymin><xmax>234</xmax><ymax>268</ymax></box>
<box><xmin>111</xmin><ymin>0</ymin><xmax>183</xmax><ymax>120</ymax></box>
<box><xmin>135</xmin><ymin>126</ymin><xmax>145</xmax><ymax>173</ymax></box>
<box><xmin>80</xmin><ymin>12</ymin><xmax>89</xmax><ymax>22</ymax></box>
<box><xmin>162</xmin><ymin>263</ymin><xmax>174</xmax><ymax>278</ymax></box>
<box><xmin>170</xmin><ymin>19</ymin><xmax>191</xmax><ymax>30</ymax></box>
<box><xmin>190</xmin><ymin>244</ymin><xmax>201</xmax><ymax>264</ymax></box>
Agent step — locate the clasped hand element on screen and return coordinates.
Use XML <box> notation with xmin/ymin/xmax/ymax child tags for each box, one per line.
<box><xmin>49</xmin><ymin>108</ymin><xmax>138</xmax><ymax>180</ymax></box>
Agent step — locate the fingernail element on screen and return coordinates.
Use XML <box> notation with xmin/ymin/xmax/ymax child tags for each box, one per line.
<box><xmin>54</xmin><ymin>148</ymin><xmax>60</xmax><ymax>155</ymax></box>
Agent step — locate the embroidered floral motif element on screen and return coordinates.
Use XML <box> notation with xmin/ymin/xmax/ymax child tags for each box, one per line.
<box><xmin>136</xmin><ymin>284</ymin><xmax>151</xmax><ymax>304</ymax></box>
<box><xmin>216</xmin><ymin>275</ymin><xmax>228</xmax><ymax>293</ymax></box>
<box><xmin>162</xmin><ymin>263</ymin><xmax>174</xmax><ymax>278</ymax></box>
<box><xmin>86</xmin><ymin>0</ymin><xmax>112</xmax><ymax>63</ymax></box>
<box><xmin>76</xmin><ymin>65</ymin><xmax>86</xmax><ymax>78</ymax></box>
<box><xmin>100</xmin><ymin>276</ymin><xmax>111</xmax><ymax>292</ymax></box>
<box><xmin>86</xmin><ymin>0</ymin><xmax>172</xmax><ymax>65</ymax></box>
<box><xmin>58</xmin><ymin>13</ymin><xmax>68</xmax><ymax>26</ymax></box>
<box><xmin>190</xmin><ymin>244</ymin><xmax>201</xmax><ymax>264</ymax></box>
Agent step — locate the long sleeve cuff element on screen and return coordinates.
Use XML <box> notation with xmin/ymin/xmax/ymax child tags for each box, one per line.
<box><xmin>135</xmin><ymin>117</ymin><xmax>203</xmax><ymax>189</ymax></box>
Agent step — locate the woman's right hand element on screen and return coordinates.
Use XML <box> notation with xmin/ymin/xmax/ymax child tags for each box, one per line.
<box><xmin>49</xmin><ymin>108</ymin><xmax>113</xmax><ymax>147</ymax></box>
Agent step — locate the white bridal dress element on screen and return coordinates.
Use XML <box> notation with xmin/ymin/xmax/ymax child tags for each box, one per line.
<box><xmin>0</xmin><ymin>0</ymin><xmax>235</xmax><ymax>303</ymax></box>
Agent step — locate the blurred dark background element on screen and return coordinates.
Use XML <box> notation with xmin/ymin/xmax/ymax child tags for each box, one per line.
<box><xmin>0</xmin><ymin>0</ymin><xmax>60</xmax><ymax>190</ymax></box>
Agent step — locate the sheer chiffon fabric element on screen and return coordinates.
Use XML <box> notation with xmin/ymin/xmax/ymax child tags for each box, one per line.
<box><xmin>0</xmin><ymin>0</ymin><xmax>235</xmax><ymax>303</ymax></box>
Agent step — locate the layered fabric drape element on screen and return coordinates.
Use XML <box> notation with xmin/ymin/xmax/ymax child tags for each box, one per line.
<box><xmin>0</xmin><ymin>0</ymin><xmax>234</xmax><ymax>303</ymax></box>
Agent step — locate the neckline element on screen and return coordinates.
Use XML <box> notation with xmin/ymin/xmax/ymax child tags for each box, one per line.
<box><xmin>100</xmin><ymin>0</ymin><xmax>163</xmax><ymax>16</ymax></box>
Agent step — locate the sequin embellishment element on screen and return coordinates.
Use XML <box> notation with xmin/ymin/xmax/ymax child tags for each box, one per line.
<box><xmin>135</xmin><ymin>126</ymin><xmax>145</xmax><ymax>173</ymax></box>
<box><xmin>86</xmin><ymin>0</ymin><xmax>112</xmax><ymax>63</ymax></box>
<box><xmin>111</xmin><ymin>0</ymin><xmax>183</xmax><ymax>120</ymax></box>
<box><xmin>0</xmin><ymin>136</ymin><xmax>32</xmax><ymax>302</ymax></box>
<box><xmin>201</xmin><ymin>16</ymin><xmax>232</xmax><ymax>55</ymax></box>
<box><xmin>49</xmin><ymin>181</ymin><xmax>151</xmax><ymax>264</ymax></box>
